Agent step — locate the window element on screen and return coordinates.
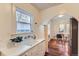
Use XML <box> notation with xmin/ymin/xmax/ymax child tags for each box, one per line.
<box><xmin>59</xmin><ymin>24</ymin><xmax>65</xmax><ymax>32</ymax></box>
<box><xmin>16</xmin><ymin>8</ymin><xmax>32</xmax><ymax>33</ymax></box>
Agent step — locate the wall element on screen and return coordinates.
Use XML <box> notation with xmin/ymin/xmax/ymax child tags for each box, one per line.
<box><xmin>40</xmin><ymin>3</ymin><xmax>79</xmax><ymax>55</ymax></box>
<box><xmin>0</xmin><ymin>3</ymin><xmax>42</xmax><ymax>48</ymax></box>
<box><xmin>50</xmin><ymin>15</ymin><xmax>70</xmax><ymax>38</ymax></box>
<box><xmin>0</xmin><ymin>4</ymin><xmax>12</xmax><ymax>44</ymax></box>
<box><xmin>1</xmin><ymin>3</ymin><xmax>79</xmax><ymax>55</ymax></box>
<box><xmin>40</xmin><ymin>4</ymin><xmax>79</xmax><ymax>25</ymax></box>
<box><xmin>12</xmin><ymin>3</ymin><xmax>41</xmax><ymax>39</ymax></box>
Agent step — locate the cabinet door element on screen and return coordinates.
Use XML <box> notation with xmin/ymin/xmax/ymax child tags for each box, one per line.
<box><xmin>31</xmin><ymin>45</ymin><xmax>39</xmax><ymax>56</ymax></box>
<box><xmin>21</xmin><ymin>50</ymin><xmax>32</xmax><ymax>56</ymax></box>
<box><xmin>21</xmin><ymin>40</ymin><xmax>45</xmax><ymax>56</ymax></box>
<box><xmin>25</xmin><ymin>50</ymin><xmax>32</xmax><ymax>56</ymax></box>
<box><xmin>38</xmin><ymin>41</ymin><xmax>45</xmax><ymax>56</ymax></box>
<box><xmin>31</xmin><ymin>41</ymin><xmax>45</xmax><ymax>56</ymax></box>
<box><xmin>32</xmin><ymin>41</ymin><xmax>45</xmax><ymax>56</ymax></box>
<box><xmin>21</xmin><ymin>53</ymin><xmax>27</xmax><ymax>56</ymax></box>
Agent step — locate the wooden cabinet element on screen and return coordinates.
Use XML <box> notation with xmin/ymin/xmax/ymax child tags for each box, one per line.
<box><xmin>21</xmin><ymin>40</ymin><xmax>45</xmax><ymax>56</ymax></box>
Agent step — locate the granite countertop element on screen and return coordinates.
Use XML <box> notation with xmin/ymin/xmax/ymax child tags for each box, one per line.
<box><xmin>0</xmin><ymin>39</ymin><xmax>45</xmax><ymax>56</ymax></box>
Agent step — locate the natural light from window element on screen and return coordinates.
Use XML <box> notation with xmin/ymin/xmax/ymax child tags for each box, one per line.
<box><xmin>16</xmin><ymin>8</ymin><xmax>32</xmax><ymax>33</ymax></box>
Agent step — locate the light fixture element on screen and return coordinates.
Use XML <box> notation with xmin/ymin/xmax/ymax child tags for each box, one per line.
<box><xmin>58</xmin><ymin>14</ymin><xmax>64</xmax><ymax>17</ymax></box>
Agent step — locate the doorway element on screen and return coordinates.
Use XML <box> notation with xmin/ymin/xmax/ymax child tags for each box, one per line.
<box><xmin>45</xmin><ymin>14</ymin><xmax>78</xmax><ymax>56</ymax></box>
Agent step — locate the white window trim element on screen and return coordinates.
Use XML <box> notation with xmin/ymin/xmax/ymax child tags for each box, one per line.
<box><xmin>16</xmin><ymin>8</ymin><xmax>34</xmax><ymax>33</ymax></box>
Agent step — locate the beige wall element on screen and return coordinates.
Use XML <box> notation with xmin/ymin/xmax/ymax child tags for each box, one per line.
<box><xmin>0</xmin><ymin>3</ymin><xmax>42</xmax><ymax>45</ymax></box>
<box><xmin>0</xmin><ymin>4</ymin><xmax>12</xmax><ymax>42</ymax></box>
<box><xmin>1</xmin><ymin>3</ymin><xmax>79</xmax><ymax>55</ymax></box>
<box><xmin>12</xmin><ymin>3</ymin><xmax>41</xmax><ymax>39</ymax></box>
<box><xmin>40</xmin><ymin>3</ymin><xmax>79</xmax><ymax>55</ymax></box>
<box><xmin>40</xmin><ymin>4</ymin><xmax>79</xmax><ymax>25</ymax></box>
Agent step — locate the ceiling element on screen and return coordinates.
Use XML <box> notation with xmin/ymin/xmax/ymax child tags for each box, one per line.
<box><xmin>31</xmin><ymin>3</ymin><xmax>62</xmax><ymax>11</ymax></box>
<box><xmin>53</xmin><ymin>13</ymin><xmax>72</xmax><ymax>20</ymax></box>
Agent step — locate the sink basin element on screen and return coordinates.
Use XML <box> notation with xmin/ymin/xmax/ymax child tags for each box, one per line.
<box><xmin>20</xmin><ymin>39</ymin><xmax>37</xmax><ymax>46</ymax></box>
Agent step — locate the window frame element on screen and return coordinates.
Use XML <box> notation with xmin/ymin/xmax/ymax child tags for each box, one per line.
<box><xmin>16</xmin><ymin>8</ymin><xmax>33</xmax><ymax>33</ymax></box>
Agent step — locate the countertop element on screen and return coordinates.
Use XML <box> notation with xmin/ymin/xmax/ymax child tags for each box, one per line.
<box><xmin>0</xmin><ymin>39</ymin><xmax>45</xmax><ymax>56</ymax></box>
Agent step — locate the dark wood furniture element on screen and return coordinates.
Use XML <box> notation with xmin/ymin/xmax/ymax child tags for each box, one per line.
<box><xmin>70</xmin><ymin>17</ymin><xmax>78</xmax><ymax>56</ymax></box>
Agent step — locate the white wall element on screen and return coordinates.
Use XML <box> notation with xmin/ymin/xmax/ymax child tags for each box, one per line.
<box><xmin>50</xmin><ymin>16</ymin><xmax>70</xmax><ymax>38</ymax></box>
<box><xmin>40</xmin><ymin>3</ymin><xmax>79</xmax><ymax>55</ymax></box>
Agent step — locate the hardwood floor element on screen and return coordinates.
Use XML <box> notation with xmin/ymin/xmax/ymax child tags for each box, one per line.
<box><xmin>45</xmin><ymin>39</ymin><xmax>71</xmax><ymax>56</ymax></box>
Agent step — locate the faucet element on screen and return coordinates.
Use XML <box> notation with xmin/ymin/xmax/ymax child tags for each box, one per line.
<box><xmin>24</xmin><ymin>34</ymin><xmax>36</xmax><ymax>39</ymax></box>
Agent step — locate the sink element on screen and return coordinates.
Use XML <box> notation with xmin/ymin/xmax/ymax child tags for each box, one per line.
<box><xmin>21</xmin><ymin>39</ymin><xmax>37</xmax><ymax>46</ymax></box>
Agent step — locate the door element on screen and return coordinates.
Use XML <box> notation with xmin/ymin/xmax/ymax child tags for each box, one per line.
<box><xmin>70</xmin><ymin>17</ymin><xmax>78</xmax><ymax>56</ymax></box>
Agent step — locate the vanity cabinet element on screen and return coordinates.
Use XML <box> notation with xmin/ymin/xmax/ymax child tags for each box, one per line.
<box><xmin>21</xmin><ymin>40</ymin><xmax>45</xmax><ymax>56</ymax></box>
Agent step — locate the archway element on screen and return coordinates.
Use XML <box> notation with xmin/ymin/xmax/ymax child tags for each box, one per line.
<box><xmin>45</xmin><ymin>13</ymin><xmax>78</xmax><ymax>56</ymax></box>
